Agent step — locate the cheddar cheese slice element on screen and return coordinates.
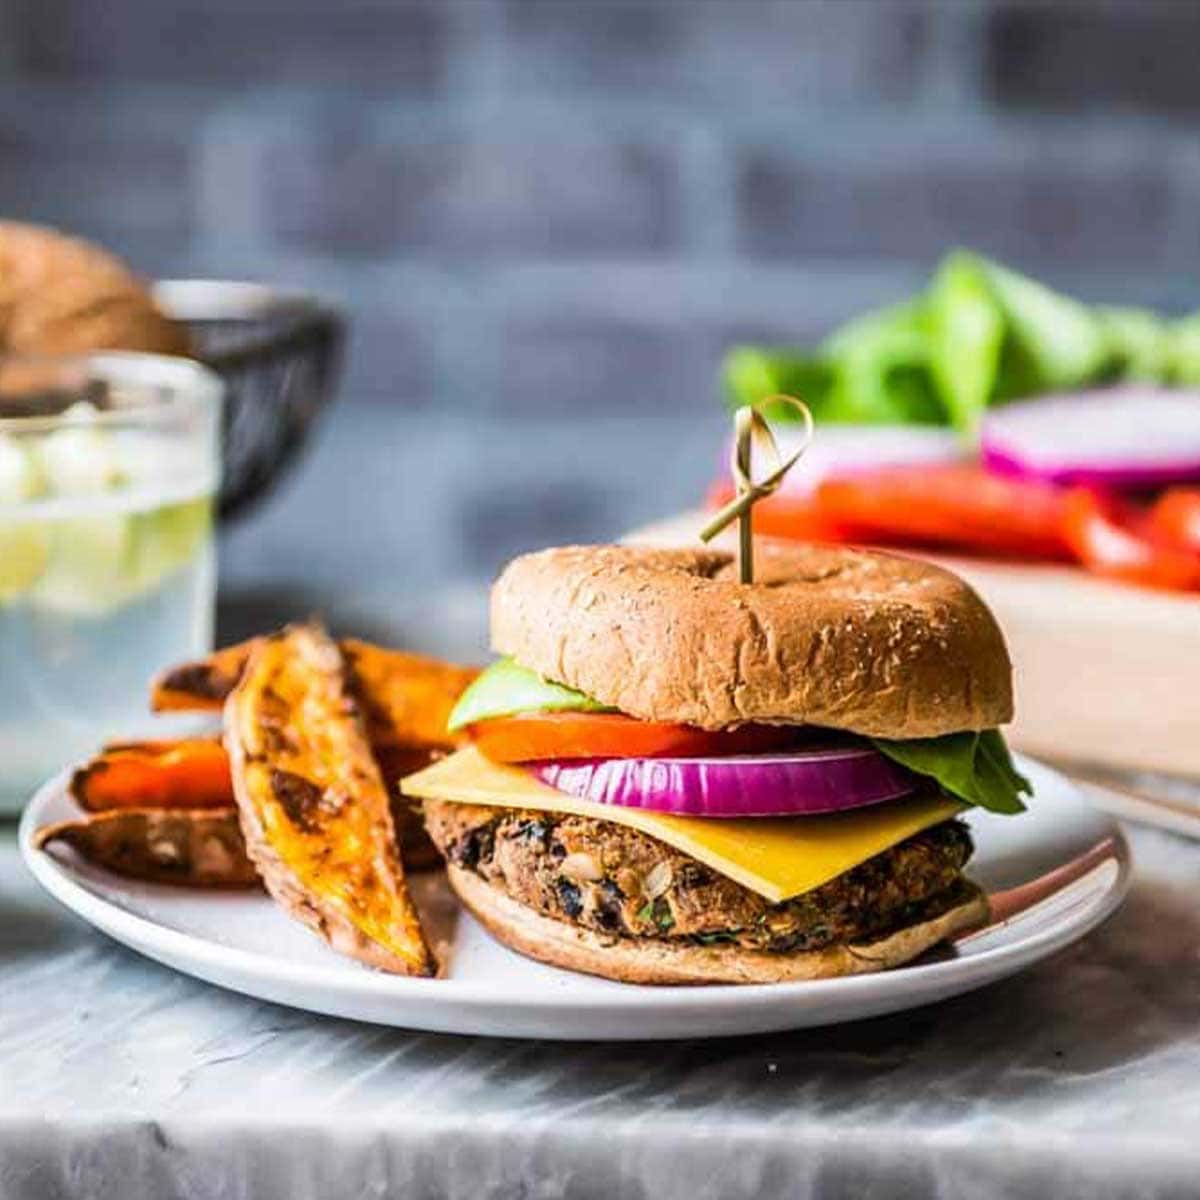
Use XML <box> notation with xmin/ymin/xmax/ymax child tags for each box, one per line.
<box><xmin>402</xmin><ymin>746</ymin><xmax>966</xmax><ymax>904</ymax></box>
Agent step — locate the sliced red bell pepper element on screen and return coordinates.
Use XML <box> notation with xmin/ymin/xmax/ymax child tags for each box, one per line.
<box><xmin>1061</xmin><ymin>488</ymin><xmax>1200</xmax><ymax>592</ymax></box>
<box><xmin>812</xmin><ymin>465</ymin><xmax>1073</xmax><ymax>560</ymax></box>
<box><xmin>706</xmin><ymin>481</ymin><xmax>851</xmax><ymax>542</ymax></box>
<box><xmin>709</xmin><ymin>466</ymin><xmax>1072</xmax><ymax>559</ymax></box>
<box><xmin>1148</xmin><ymin>488</ymin><xmax>1200</xmax><ymax>556</ymax></box>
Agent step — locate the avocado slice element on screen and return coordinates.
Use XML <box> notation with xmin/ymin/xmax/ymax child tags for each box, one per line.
<box><xmin>446</xmin><ymin>658</ymin><xmax>611</xmax><ymax>731</ymax></box>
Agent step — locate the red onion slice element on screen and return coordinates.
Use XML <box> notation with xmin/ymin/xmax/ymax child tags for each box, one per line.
<box><xmin>530</xmin><ymin>746</ymin><xmax>919</xmax><ymax>818</ymax></box>
<box><xmin>981</xmin><ymin>388</ymin><xmax>1200</xmax><ymax>488</ymax></box>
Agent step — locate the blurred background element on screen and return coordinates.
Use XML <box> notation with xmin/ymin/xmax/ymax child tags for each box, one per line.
<box><xmin>1</xmin><ymin>0</ymin><xmax>1196</xmax><ymax>602</ymax></box>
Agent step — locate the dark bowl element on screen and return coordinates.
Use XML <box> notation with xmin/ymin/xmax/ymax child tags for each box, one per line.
<box><xmin>154</xmin><ymin>280</ymin><xmax>346</xmax><ymax>521</ymax></box>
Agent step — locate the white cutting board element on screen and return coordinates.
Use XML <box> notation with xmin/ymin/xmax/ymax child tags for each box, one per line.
<box><xmin>627</xmin><ymin>512</ymin><xmax>1200</xmax><ymax>781</ymax></box>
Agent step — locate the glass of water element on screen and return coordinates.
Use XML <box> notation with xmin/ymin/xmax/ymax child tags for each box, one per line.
<box><xmin>0</xmin><ymin>354</ymin><xmax>221</xmax><ymax>812</ymax></box>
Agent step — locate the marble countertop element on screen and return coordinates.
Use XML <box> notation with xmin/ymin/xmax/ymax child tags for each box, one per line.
<box><xmin>4</xmin><ymin>812</ymin><xmax>1200</xmax><ymax>1200</ymax></box>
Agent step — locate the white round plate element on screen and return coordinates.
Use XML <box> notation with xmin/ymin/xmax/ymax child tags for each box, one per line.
<box><xmin>21</xmin><ymin>757</ymin><xmax>1129</xmax><ymax>1040</ymax></box>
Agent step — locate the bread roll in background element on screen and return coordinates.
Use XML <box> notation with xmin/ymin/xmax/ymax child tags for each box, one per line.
<box><xmin>0</xmin><ymin>221</ymin><xmax>190</xmax><ymax>359</ymax></box>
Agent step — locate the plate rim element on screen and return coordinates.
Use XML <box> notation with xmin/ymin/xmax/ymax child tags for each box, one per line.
<box><xmin>18</xmin><ymin>759</ymin><xmax>1133</xmax><ymax>1026</ymax></box>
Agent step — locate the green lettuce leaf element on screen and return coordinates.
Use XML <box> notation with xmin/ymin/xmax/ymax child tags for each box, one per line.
<box><xmin>720</xmin><ymin>250</ymin><xmax>1194</xmax><ymax>437</ymax></box>
<box><xmin>723</xmin><ymin>347</ymin><xmax>834</xmax><ymax>420</ymax></box>
<box><xmin>820</xmin><ymin>300</ymin><xmax>943</xmax><ymax>425</ymax></box>
<box><xmin>925</xmin><ymin>250</ymin><xmax>1005</xmax><ymax>433</ymax></box>
<box><xmin>722</xmin><ymin>303</ymin><xmax>942</xmax><ymax>427</ymax></box>
<box><xmin>872</xmin><ymin>729</ymin><xmax>1030</xmax><ymax>815</ymax></box>
<box><xmin>446</xmin><ymin>657</ymin><xmax>611</xmax><ymax>731</ymax></box>
<box><xmin>1169</xmin><ymin>313</ymin><xmax>1200</xmax><ymax>385</ymax></box>
<box><xmin>974</xmin><ymin>256</ymin><xmax>1109</xmax><ymax>397</ymax></box>
<box><xmin>1096</xmin><ymin>306</ymin><xmax>1172</xmax><ymax>382</ymax></box>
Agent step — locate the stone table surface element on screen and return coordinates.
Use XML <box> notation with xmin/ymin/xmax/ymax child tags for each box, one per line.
<box><xmin>4</xmin><ymin>809</ymin><xmax>1200</xmax><ymax>1200</ymax></box>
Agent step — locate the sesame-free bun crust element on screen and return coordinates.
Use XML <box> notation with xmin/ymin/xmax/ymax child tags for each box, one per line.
<box><xmin>449</xmin><ymin>865</ymin><xmax>988</xmax><ymax>985</ymax></box>
<box><xmin>0</xmin><ymin>221</ymin><xmax>190</xmax><ymax>358</ymax></box>
<box><xmin>491</xmin><ymin>542</ymin><xmax>1013</xmax><ymax>739</ymax></box>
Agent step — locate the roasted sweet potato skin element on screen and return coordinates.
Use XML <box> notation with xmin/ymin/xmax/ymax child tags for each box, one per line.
<box><xmin>71</xmin><ymin>738</ymin><xmax>235</xmax><ymax>812</ymax></box>
<box><xmin>41</xmin><ymin>634</ymin><xmax>467</xmax><ymax>903</ymax></box>
<box><xmin>340</xmin><ymin>640</ymin><xmax>477</xmax><ymax>751</ymax></box>
<box><xmin>152</xmin><ymin>638</ymin><xmax>477</xmax><ymax>752</ymax></box>
<box><xmin>225</xmin><ymin>624</ymin><xmax>434</xmax><ymax>976</ymax></box>
<box><xmin>69</xmin><ymin>737</ymin><xmax>443</xmax><ymax>873</ymax></box>
<box><xmin>151</xmin><ymin>638</ymin><xmax>476</xmax><ymax>875</ymax></box>
<box><xmin>35</xmin><ymin>808</ymin><xmax>258</xmax><ymax>887</ymax></box>
<box><xmin>152</xmin><ymin>639</ymin><xmax>259</xmax><ymax>712</ymax></box>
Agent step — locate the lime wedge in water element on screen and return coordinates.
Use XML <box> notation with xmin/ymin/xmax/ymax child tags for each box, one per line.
<box><xmin>32</xmin><ymin>514</ymin><xmax>134</xmax><ymax>616</ymax></box>
<box><xmin>0</xmin><ymin>520</ymin><xmax>50</xmax><ymax>601</ymax></box>
<box><xmin>32</xmin><ymin>498</ymin><xmax>212</xmax><ymax>617</ymax></box>
<box><xmin>0</xmin><ymin>435</ymin><xmax>50</xmax><ymax>602</ymax></box>
<box><xmin>128</xmin><ymin>497</ymin><xmax>213</xmax><ymax>592</ymax></box>
<box><xmin>0</xmin><ymin>433</ymin><xmax>45</xmax><ymax>504</ymax></box>
<box><xmin>8</xmin><ymin>404</ymin><xmax>213</xmax><ymax>617</ymax></box>
<box><xmin>36</xmin><ymin>422</ymin><xmax>126</xmax><ymax>496</ymax></box>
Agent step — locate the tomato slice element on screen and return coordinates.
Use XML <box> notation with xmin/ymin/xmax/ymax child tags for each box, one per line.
<box><xmin>1061</xmin><ymin>488</ymin><xmax>1200</xmax><ymax>592</ymax></box>
<box><xmin>1148</xmin><ymin>488</ymin><xmax>1200</xmax><ymax>555</ymax></box>
<box><xmin>469</xmin><ymin>712</ymin><xmax>800</xmax><ymax>763</ymax></box>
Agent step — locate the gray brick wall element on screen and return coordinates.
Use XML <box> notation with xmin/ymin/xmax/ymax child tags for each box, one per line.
<box><xmin>2</xmin><ymin>0</ymin><xmax>1198</xmax><ymax>587</ymax></box>
<box><xmin>987</xmin><ymin>2</ymin><xmax>1200</xmax><ymax>115</ymax></box>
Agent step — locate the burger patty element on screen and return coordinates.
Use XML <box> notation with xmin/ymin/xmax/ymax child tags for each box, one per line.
<box><xmin>423</xmin><ymin>799</ymin><xmax>973</xmax><ymax>954</ymax></box>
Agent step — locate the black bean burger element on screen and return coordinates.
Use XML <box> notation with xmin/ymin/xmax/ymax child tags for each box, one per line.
<box><xmin>403</xmin><ymin>542</ymin><xmax>1027</xmax><ymax>985</ymax></box>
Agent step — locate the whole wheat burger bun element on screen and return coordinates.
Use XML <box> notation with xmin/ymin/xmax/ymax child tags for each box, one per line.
<box><xmin>0</xmin><ymin>221</ymin><xmax>190</xmax><ymax>358</ymax></box>
<box><xmin>449</xmin><ymin>865</ymin><xmax>988</xmax><ymax>985</ymax></box>
<box><xmin>491</xmin><ymin>542</ymin><xmax>1013</xmax><ymax>739</ymax></box>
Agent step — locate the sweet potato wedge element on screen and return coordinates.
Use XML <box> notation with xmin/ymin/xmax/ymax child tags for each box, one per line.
<box><xmin>151</xmin><ymin>638</ymin><xmax>476</xmax><ymax>874</ymax></box>
<box><xmin>340</xmin><ymin>640</ymin><xmax>478</xmax><ymax>751</ymax></box>
<box><xmin>224</xmin><ymin>623</ymin><xmax>434</xmax><ymax>975</ymax></box>
<box><xmin>151</xmin><ymin>639</ymin><xmax>258</xmax><ymax>712</ymax></box>
<box><xmin>69</xmin><ymin>737</ymin><xmax>445</xmax><ymax>871</ymax></box>
<box><xmin>71</xmin><ymin>737</ymin><xmax>235</xmax><ymax>812</ymax></box>
<box><xmin>153</xmin><ymin>637</ymin><xmax>477</xmax><ymax>751</ymax></box>
<box><xmin>35</xmin><ymin>807</ymin><xmax>259</xmax><ymax>887</ymax></box>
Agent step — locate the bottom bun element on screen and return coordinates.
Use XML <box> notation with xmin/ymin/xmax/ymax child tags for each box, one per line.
<box><xmin>447</xmin><ymin>865</ymin><xmax>990</xmax><ymax>986</ymax></box>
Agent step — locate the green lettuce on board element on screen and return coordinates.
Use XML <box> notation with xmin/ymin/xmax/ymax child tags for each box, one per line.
<box><xmin>925</xmin><ymin>251</ymin><xmax>1005</xmax><ymax>434</ymax></box>
<box><xmin>1170</xmin><ymin>313</ymin><xmax>1200</xmax><ymax>385</ymax></box>
<box><xmin>722</xmin><ymin>348</ymin><xmax>836</xmax><ymax>425</ymax></box>
<box><xmin>1096</xmin><ymin>307</ymin><xmax>1172</xmax><ymax>383</ymax></box>
<box><xmin>820</xmin><ymin>300</ymin><xmax>943</xmax><ymax>426</ymax></box>
<box><xmin>725</xmin><ymin>249</ymin><xmax>1200</xmax><ymax>435</ymax></box>
<box><xmin>724</xmin><ymin>303</ymin><xmax>942</xmax><ymax>429</ymax></box>
<box><xmin>977</xmin><ymin>255</ymin><xmax>1109</xmax><ymax>398</ymax></box>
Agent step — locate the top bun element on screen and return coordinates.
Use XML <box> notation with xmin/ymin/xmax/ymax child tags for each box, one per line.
<box><xmin>0</xmin><ymin>221</ymin><xmax>190</xmax><ymax>358</ymax></box>
<box><xmin>491</xmin><ymin>542</ymin><xmax>1013</xmax><ymax>739</ymax></box>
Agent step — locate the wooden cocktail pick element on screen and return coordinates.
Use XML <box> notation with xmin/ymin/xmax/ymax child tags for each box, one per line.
<box><xmin>699</xmin><ymin>395</ymin><xmax>813</xmax><ymax>583</ymax></box>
